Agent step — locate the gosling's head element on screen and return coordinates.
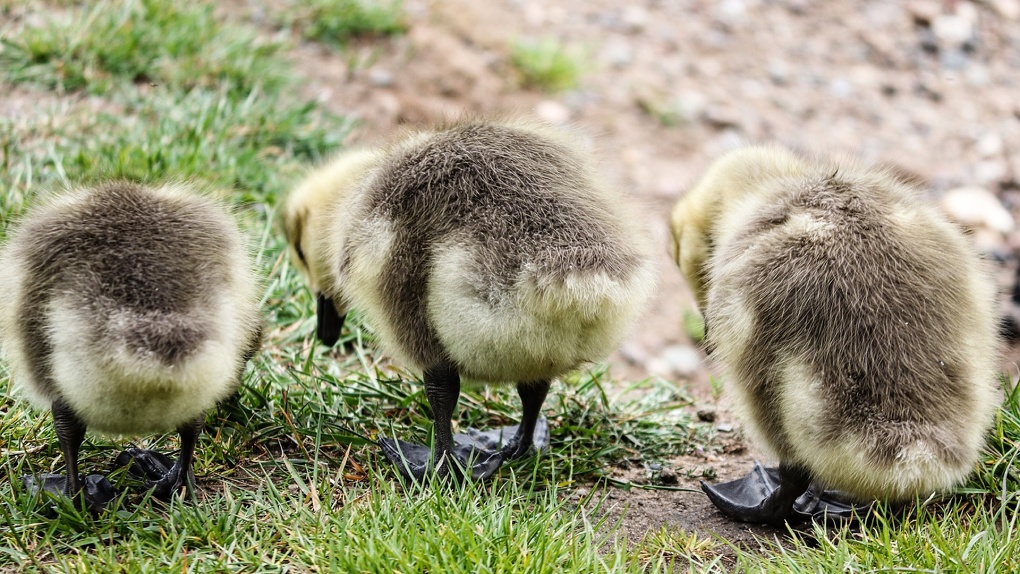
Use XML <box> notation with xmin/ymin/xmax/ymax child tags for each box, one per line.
<box><xmin>282</xmin><ymin>148</ymin><xmax>379</xmax><ymax>293</ymax></box>
<box><xmin>669</xmin><ymin>145</ymin><xmax>806</xmax><ymax>309</ymax></box>
<box><xmin>282</xmin><ymin>148</ymin><xmax>379</xmax><ymax>346</ymax></box>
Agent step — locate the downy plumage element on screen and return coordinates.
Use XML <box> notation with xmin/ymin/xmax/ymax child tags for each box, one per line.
<box><xmin>284</xmin><ymin>118</ymin><xmax>657</xmax><ymax>480</ymax></box>
<box><xmin>669</xmin><ymin>145</ymin><xmax>999</xmax><ymax>523</ymax></box>
<box><xmin>0</xmin><ymin>181</ymin><xmax>263</xmax><ymax>510</ymax></box>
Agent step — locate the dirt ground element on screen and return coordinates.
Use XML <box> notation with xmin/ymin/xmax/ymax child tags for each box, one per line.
<box><xmin>270</xmin><ymin>0</ymin><xmax>1020</xmax><ymax>546</ymax></box>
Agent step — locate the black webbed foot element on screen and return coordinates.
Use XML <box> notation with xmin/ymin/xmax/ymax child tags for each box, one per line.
<box><xmin>702</xmin><ymin>461</ymin><xmax>868</xmax><ymax>526</ymax></box>
<box><xmin>701</xmin><ymin>461</ymin><xmax>809</xmax><ymax>526</ymax></box>
<box><xmin>792</xmin><ymin>482</ymin><xmax>871</xmax><ymax>524</ymax></box>
<box><xmin>702</xmin><ymin>461</ymin><xmax>789</xmax><ymax>525</ymax></box>
<box><xmin>463</xmin><ymin>416</ymin><xmax>550</xmax><ymax>460</ymax></box>
<box><xmin>115</xmin><ymin>448</ymin><xmax>175</xmax><ymax>481</ymax></box>
<box><xmin>114</xmin><ymin>448</ymin><xmax>193</xmax><ymax>501</ymax></box>
<box><xmin>22</xmin><ymin>473</ymin><xmax>117</xmax><ymax>515</ymax></box>
<box><xmin>378</xmin><ymin>437</ymin><xmax>504</xmax><ymax>482</ymax></box>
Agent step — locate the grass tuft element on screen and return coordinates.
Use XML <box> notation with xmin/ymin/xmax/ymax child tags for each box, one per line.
<box><xmin>510</xmin><ymin>37</ymin><xmax>584</xmax><ymax>93</ymax></box>
<box><xmin>284</xmin><ymin>0</ymin><xmax>407</xmax><ymax>48</ymax></box>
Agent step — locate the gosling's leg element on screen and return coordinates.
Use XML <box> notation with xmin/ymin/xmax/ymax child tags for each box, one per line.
<box><xmin>422</xmin><ymin>360</ymin><xmax>461</xmax><ymax>479</ymax></box>
<box><xmin>150</xmin><ymin>416</ymin><xmax>203</xmax><ymax>500</ymax></box>
<box><xmin>52</xmin><ymin>399</ymin><xmax>87</xmax><ymax>500</ymax></box>
<box><xmin>702</xmin><ymin>461</ymin><xmax>810</xmax><ymax>525</ymax></box>
<box><xmin>379</xmin><ymin>361</ymin><xmax>502</xmax><ymax>482</ymax></box>
<box><xmin>379</xmin><ymin>361</ymin><xmax>461</xmax><ymax>482</ymax></box>
<box><xmin>499</xmin><ymin>380</ymin><xmax>551</xmax><ymax>460</ymax></box>
<box><xmin>23</xmin><ymin>399</ymin><xmax>116</xmax><ymax>514</ymax></box>
<box><xmin>115</xmin><ymin>416</ymin><xmax>203</xmax><ymax>500</ymax></box>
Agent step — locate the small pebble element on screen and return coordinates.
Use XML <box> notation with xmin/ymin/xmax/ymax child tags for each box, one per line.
<box><xmin>716</xmin><ymin>423</ymin><xmax>734</xmax><ymax>433</ymax></box>
<box><xmin>618</xmin><ymin>341</ymin><xmax>649</xmax><ymax>365</ymax></box>
<box><xmin>991</xmin><ymin>0</ymin><xmax>1020</xmax><ymax>20</ymax></box>
<box><xmin>977</xmin><ymin>133</ymin><xmax>1004</xmax><ymax>157</ymax></box>
<box><xmin>941</xmin><ymin>186</ymin><xmax>1014</xmax><ymax>233</ymax></box>
<box><xmin>621</xmin><ymin>6</ymin><xmax>649</xmax><ymax>33</ymax></box>
<box><xmin>974</xmin><ymin>160</ymin><xmax>1007</xmax><ymax>184</ymax></box>
<box><xmin>660</xmin><ymin>345</ymin><xmax>702</xmax><ymax>377</ymax></box>
<box><xmin>534</xmin><ymin>100</ymin><xmax>571</xmax><ymax>123</ymax></box>
<box><xmin>907</xmin><ymin>0</ymin><xmax>941</xmax><ymax>23</ymax></box>
<box><xmin>602</xmin><ymin>40</ymin><xmax>633</xmax><ymax>68</ymax></box>
<box><xmin>697</xmin><ymin>409</ymin><xmax>717</xmax><ymax>423</ymax></box>
<box><xmin>931</xmin><ymin>13</ymin><xmax>975</xmax><ymax>51</ymax></box>
<box><xmin>657</xmin><ymin>469</ymin><xmax>679</xmax><ymax>486</ymax></box>
<box><xmin>368</xmin><ymin>68</ymin><xmax>395</xmax><ymax>87</ymax></box>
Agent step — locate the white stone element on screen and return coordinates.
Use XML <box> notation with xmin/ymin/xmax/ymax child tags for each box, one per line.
<box><xmin>601</xmin><ymin>38</ymin><xmax>633</xmax><ymax>68</ymax></box>
<box><xmin>931</xmin><ymin>14</ymin><xmax>974</xmax><ymax>49</ymax></box>
<box><xmin>618</xmin><ymin>342</ymin><xmax>649</xmax><ymax>365</ymax></box>
<box><xmin>621</xmin><ymin>6</ymin><xmax>649</xmax><ymax>32</ymax></box>
<box><xmin>368</xmin><ymin>68</ymin><xmax>394</xmax><ymax>87</ymax></box>
<box><xmin>941</xmin><ymin>186</ymin><xmax>1014</xmax><ymax>233</ymax></box>
<box><xmin>660</xmin><ymin>345</ymin><xmax>702</xmax><ymax>377</ymax></box>
<box><xmin>974</xmin><ymin>160</ymin><xmax>1007</xmax><ymax>184</ymax></box>
<box><xmin>991</xmin><ymin>0</ymin><xmax>1020</xmax><ymax>20</ymax></box>
<box><xmin>534</xmin><ymin>100</ymin><xmax>571</xmax><ymax>124</ymax></box>
<box><xmin>976</xmin><ymin>133</ymin><xmax>1004</xmax><ymax>157</ymax></box>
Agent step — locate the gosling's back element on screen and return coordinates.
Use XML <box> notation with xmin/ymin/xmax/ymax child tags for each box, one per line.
<box><xmin>0</xmin><ymin>182</ymin><xmax>261</xmax><ymax>434</ymax></box>
<box><xmin>335</xmin><ymin>120</ymin><xmax>655</xmax><ymax>380</ymax></box>
<box><xmin>706</xmin><ymin>153</ymin><xmax>999</xmax><ymax>499</ymax></box>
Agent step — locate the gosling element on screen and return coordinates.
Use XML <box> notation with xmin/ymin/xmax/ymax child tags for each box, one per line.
<box><xmin>669</xmin><ymin>145</ymin><xmax>1000</xmax><ymax>524</ymax></box>
<box><xmin>0</xmin><ymin>182</ymin><xmax>263</xmax><ymax>512</ymax></box>
<box><xmin>283</xmin><ymin>119</ymin><xmax>657</xmax><ymax>481</ymax></box>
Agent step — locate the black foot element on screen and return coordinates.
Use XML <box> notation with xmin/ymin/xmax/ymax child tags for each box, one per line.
<box><xmin>702</xmin><ymin>461</ymin><xmax>869</xmax><ymax>526</ymax></box>
<box><xmin>793</xmin><ymin>481</ymin><xmax>871</xmax><ymax>525</ymax></box>
<box><xmin>22</xmin><ymin>473</ymin><xmax>117</xmax><ymax>515</ymax></box>
<box><xmin>378</xmin><ymin>437</ymin><xmax>504</xmax><ymax>482</ymax></box>
<box><xmin>114</xmin><ymin>448</ymin><xmax>190</xmax><ymax>500</ymax></box>
<box><xmin>462</xmin><ymin>416</ymin><xmax>550</xmax><ymax>459</ymax></box>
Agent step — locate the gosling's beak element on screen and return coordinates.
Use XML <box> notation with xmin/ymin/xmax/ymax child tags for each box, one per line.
<box><xmin>316</xmin><ymin>293</ymin><xmax>345</xmax><ymax>347</ymax></box>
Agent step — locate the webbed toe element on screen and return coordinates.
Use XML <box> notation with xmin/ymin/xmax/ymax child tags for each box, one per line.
<box><xmin>379</xmin><ymin>438</ymin><xmax>434</xmax><ymax>482</ymax></box>
<box><xmin>462</xmin><ymin>416</ymin><xmax>550</xmax><ymax>460</ymax></box>
<box><xmin>701</xmin><ymin>462</ymin><xmax>799</xmax><ymax>526</ymax></box>
<box><xmin>793</xmin><ymin>484</ymin><xmax>871</xmax><ymax>524</ymax></box>
<box><xmin>22</xmin><ymin>473</ymin><xmax>117</xmax><ymax>515</ymax></box>
<box><xmin>379</xmin><ymin>437</ymin><xmax>504</xmax><ymax>482</ymax></box>
<box><xmin>114</xmin><ymin>448</ymin><xmax>175</xmax><ymax>482</ymax></box>
<box><xmin>114</xmin><ymin>448</ymin><xmax>190</xmax><ymax>500</ymax></box>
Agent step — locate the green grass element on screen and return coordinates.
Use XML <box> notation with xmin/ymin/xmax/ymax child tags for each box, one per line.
<box><xmin>283</xmin><ymin>0</ymin><xmax>407</xmax><ymax>47</ymax></box>
<box><xmin>0</xmin><ymin>0</ymin><xmax>287</xmax><ymax>95</ymax></box>
<box><xmin>510</xmin><ymin>37</ymin><xmax>585</xmax><ymax>93</ymax></box>
<box><xmin>2</xmin><ymin>1</ymin><xmax>1020</xmax><ymax>572</ymax></box>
